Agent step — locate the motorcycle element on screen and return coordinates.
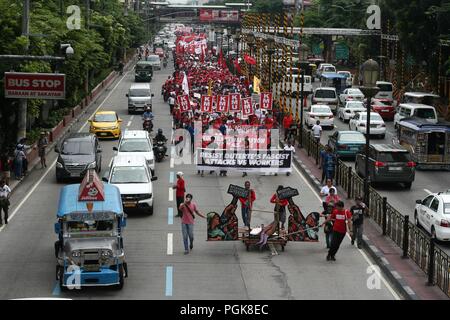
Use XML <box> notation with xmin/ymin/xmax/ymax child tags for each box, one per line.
<box><xmin>154</xmin><ymin>140</ymin><xmax>167</xmax><ymax>162</ymax></box>
<box><xmin>143</xmin><ymin>119</ymin><xmax>153</xmax><ymax>132</ymax></box>
<box><xmin>163</xmin><ymin>60</ymin><xmax>168</xmax><ymax>68</ymax></box>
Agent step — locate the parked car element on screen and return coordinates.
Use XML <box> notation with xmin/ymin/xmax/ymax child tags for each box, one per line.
<box><xmin>337</xmin><ymin>71</ymin><xmax>353</xmax><ymax>87</ymax></box>
<box><xmin>349</xmin><ymin>112</ymin><xmax>386</xmax><ymax>139</ymax></box>
<box><xmin>394</xmin><ymin>103</ymin><xmax>438</xmax><ymax>127</ymax></box>
<box><xmin>113</xmin><ymin>130</ymin><xmax>155</xmax><ymax>176</ymax></box>
<box><xmin>339</xmin><ymin>88</ymin><xmax>365</xmax><ymax>104</ymax></box>
<box><xmin>369</xmin><ymin>98</ymin><xmax>395</xmax><ymax>121</ymax></box>
<box><xmin>327</xmin><ymin>131</ymin><xmax>366</xmax><ymax>158</ymax></box>
<box><xmin>89</xmin><ymin>111</ymin><xmax>122</xmax><ymax>139</ymax></box>
<box><xmin>55</xmin><ymin>133</ymin><xmax>102</xmax><ymax>182</ymax></box>
<box><xmin>104</xmin><ymin>155</ymin><xmax>157</xmax><ymax>215</ymax></box>
<box><xmin>355</xmin><ymin>144</ymin><xmax>416</xmax><ymax>189</ymax></box>
<box><xmin>337</xmin><ymin>101</ymin><xmax>366</xmax><ymax>122</ymax></box>
<box><xmin>311</xmin><ymin>87</ymin><xmax>339</xmax><ymax>113</ymax></box>
<box><xmin>305</xmin><ymin>104</ymin><xmax>334</xmax><ymax>129</ymax></box>
<box><xmin>415</xmin><ymin>190</ymin><xmax>450</xmax><ymax>241</ymax></box>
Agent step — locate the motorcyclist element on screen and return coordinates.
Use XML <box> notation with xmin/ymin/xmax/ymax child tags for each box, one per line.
<box><xmin>142</xmin><ymin>107</ymin><xmax>154</xmax><ymax>121</ymax></box>
<box><xmin>154</xmin><ymin>129</ymin><xmax>168</xmax><ymax>144</ymax></box>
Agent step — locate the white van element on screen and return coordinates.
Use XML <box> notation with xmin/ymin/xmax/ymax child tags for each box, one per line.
<box><xmin>374</xmin><ymin>81</ymin><xmax>393</xmax><ymax>103</ymax></box>
<box><xmin>126</xmin><ymin>83</ymin><xmax>154</xmax><ymax>114</ymax></box>
<box><xmin>105</xmin><ymin>155</ymin><xmax>157</xmax><ymax>215</ymax></box>
<box><xmin>394</xmin><ymin>103</ymin><xmax>438</xmax><ymax>127</ymax></box>
<box><xmin>282</xmin><ymin>74</ymin><xmax>312</xmax><ymax>96</ymax></box>
<box><xmin>311</xmin><ymin>87</ymin><xmax>339</xmax><ymax>112</ymax></box>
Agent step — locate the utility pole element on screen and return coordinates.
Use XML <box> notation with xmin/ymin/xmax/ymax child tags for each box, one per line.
<box><xmin>84</xmin><ymin>0</ymin><xmax>90</xmax><ymax>95</ymax></box>
<box><xmin>18</xmin><ymin>0</ymin><xmax>30</xmax><ymax>142</ymax></box>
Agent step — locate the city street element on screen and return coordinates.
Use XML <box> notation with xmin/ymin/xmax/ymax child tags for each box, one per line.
<box><xmin>0</xmin><ymin>61</ymin><xmax>400</xmax><ymax>300</ymax></box>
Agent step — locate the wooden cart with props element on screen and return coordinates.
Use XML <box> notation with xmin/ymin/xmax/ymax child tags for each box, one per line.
<box><xmin>206</xmin><ymin>185</ymin><xmax>320</xmax><ymax>252</ymax></box>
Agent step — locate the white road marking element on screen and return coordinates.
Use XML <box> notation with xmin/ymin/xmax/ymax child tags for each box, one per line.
<box><xmin>130</xmin><ymin>115</ymin><xmax>135</xmax><ymax>121</ymax></box>
<box><xmin>168</xmin><ymin>188</ymin><xmax>174</xmax><ymax>202</ymax></box>
<box><xmin>424</xmin><ymin>189</ymin><xmax>432</xmax><ymax>195</ymax></box>
<box><xmin>170</xmin><ymin>158</ymin><xmax>174</xmax><ymax>168</ymax></box>
<box><xmin>167</xmin><ymin>233</ymin><xmax>173</xmax><ymax>255</ymax></box>
<box><xmin>127</xmin><ymin>121</ymin><xmax>132</xmax><ymax>127</ymax></box>
<box><xmin>0</xmin><ymin>71</ymin><xmax>130</xmax><ymax>233</ymax></box>
<box><xmin>108</xmin><ymin>157</ymin><xmax>114</xmax><ymax>168</ymax></box>
<box><xmin>292</xmin><ymin>158</ymin><xmax>400</xmax><ymax>300</ymax></box>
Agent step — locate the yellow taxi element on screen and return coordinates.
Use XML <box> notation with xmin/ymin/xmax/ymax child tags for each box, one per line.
<box><xmin>89</xmin><ymin>111</ymin><xmax>122</xmax><ymax>139</ymax></box>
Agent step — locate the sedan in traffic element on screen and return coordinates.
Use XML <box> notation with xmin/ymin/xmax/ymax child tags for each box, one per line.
<box><xmin>337</xmin><ymin>101</ymin><xmax>366</xmax><ymax>122</ymax></box>
<box><xmin>305</xmin><ymin>104</ymin><xmax>334</xmax><ymax>129</ymax></box>
<box><xmin>349</xmin><ymin>112</ymin><xmax>386</xmax><ymax>139</ymax></box>
<box><xmin>327</xmin><ymin>131</ymin><xmax>366</xmax><ymax>158</ymax></box>
<box><xmin>339</xmin><ymin>88</ymin><xmax>365</xmax><ymax>105</ymax></box>
<box><xmin>369</xmin><ymin>98</ymin><xmax>395</xmax><ymax>121</ymax></box>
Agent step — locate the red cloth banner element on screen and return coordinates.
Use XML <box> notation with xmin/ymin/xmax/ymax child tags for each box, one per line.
<box><xmin>177</xmin><ymin>95</ymin><xmax>191</xmax><ymax>113</ymax></box>
<box><xmin>216</xmin><ymin>95</ymin><xmax>229</xmax><ymax>113</ymax></box>
<box><xmin>260</xmin><ymin>92</ymin><xmax>273</xmax><ymax>110</ymax></box>
<box><xmin>241</xmin><ymin>97</ymin><xmax>254</xmax><ymax>116</ymax></box>
<box><xmin>244</xmin><ymin>54</ymin><xmax>256</xmax><ymax>65</ymax></box>
<box><xmin>201</xmin><ymin>95</ymin><xmax>213</xmax><ymax>113</ymax></box>
<box><xmin>229</xmin><ymin>93</ymin><xmax>241</xmax><ymax>112</ymax></box>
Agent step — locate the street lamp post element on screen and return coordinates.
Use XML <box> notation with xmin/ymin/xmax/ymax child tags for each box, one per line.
<box><xmin>359</xmin><ymin>59</ymin><xmax>380</xmax><ymax>206</ymax></box>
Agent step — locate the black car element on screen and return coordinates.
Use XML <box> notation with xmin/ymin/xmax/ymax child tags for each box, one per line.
<box><xmin>55</xmin><ymin>133</ymin><xmax>102</xmax><ymax>182</ymax></box>
<box><xmin>355</xmin><ymin>144</ymin><xmax>416</xmax><ymax>189</ymax></box>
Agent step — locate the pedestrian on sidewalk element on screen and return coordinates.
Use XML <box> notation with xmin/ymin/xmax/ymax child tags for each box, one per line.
<box><xmin>0</xmin><ymin>152</ymin><xmax>11</xmax><ymax>186</ymax></box>
<box><xmin>0</xmin><ymin>179</ymin><xmax>11</xmax><ymax>225</ymax></box>
<box><xmin>320</xmin><ymin>146</ymin><xmax>336</xmax><ymax>184</ymax></box>
<box><xmin>13</xmin><ymin>145</ymin><xmax>26</xmax><ymax>181</ymax></box>
<box><xmin>173</xmin><ymin>172</ymin><xmax>186</xmax><ymax>217</ymax></box>
<box><xmin>283</xmin><ymin>142</ymin><xmax>295</xmax><ymax>176</ymax></box>
<box><xmin>311</xmin><ymin>120</ymin><xmax>322</xmax><ymax>143</ymax></box>
<box><xmin>325</xmin><ymin>201</ymin><xmax>352</xmax><ymax>261</ymax></box>
<box><xmin>320</xmin><ymin>179</ymin><xmax>337</xmax><ymax>210</ymax></box>
<box><xmin>179</xmin><ymin>194</ymin><xmax>206</xmax><ymax>254</ymax></box>
<box><xmin>350</xmin><ymin>196</ymin><xmax>367</xmax><ymax>249</ymax></box>
<box><xmin>239</xmin><ymin>181</ymin><xmax>256</xmax><ymax>228</ymax></box>
<box><xmin>38</xmin><ymin>132</ymin><xmax>48</xmax><ymax>169</ymax></box>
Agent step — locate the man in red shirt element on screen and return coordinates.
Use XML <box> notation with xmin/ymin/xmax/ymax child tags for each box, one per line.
<box><xmin>173</xmin><ymin>172</ymin><xmax>186</xmax><ymax>217</ymax></box>
<box><xmin>270</xmin><ymin>185</ymin><xmax>289</xmax><ymax>229</ymax></box>
<box><xmin>324</xmin><ymin>201</ymin><xmax>353</xmax><ymax>261</ymax></box>
<box><xmin>239</xmin><ymin>181</ymin><xmax>256</xmax><ymax>228</ymax></box>
<box><xmin>282</xmin><ymin>113</ymin><xmax>293</xmax><ymax>141</ymax></box>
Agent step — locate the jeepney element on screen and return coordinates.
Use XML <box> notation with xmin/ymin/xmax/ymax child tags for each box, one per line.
<box><xmin>135</xmin><ymin>60</ymin><xmax>153</xmax><ymax>82</ymax></box>
<box><xmin>54</xmin><ymin>170</ymin><xmax>128</xmax><ymax>290</ymax></box>
<box><xmin>320</xmin><ymin>72</ymin><xmax>348</xmax><ymax>94</ymax></box>
<box><xmin>397</xmin><ymin>118</ymin><xmax>450</xmax><ymax>170</ymax></box>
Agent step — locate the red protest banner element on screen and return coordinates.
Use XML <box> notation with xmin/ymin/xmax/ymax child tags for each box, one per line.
<box><xmin>260</xmin><ymin>92</ymin><xmax>273</xmax><ymax>110</ymax></box>
<box><xmin>177</xmin><ymin>95</ymin><xmax>191</xmax><ymax>112</ymax></box>
<box><xmin>229</xmin><ymin>93</ymin><xmax>241</xmax><ymax>112</ymax></box>
<box><xmin>241</xmin><ymin>97</ymin><xmax>254</xmax><ymax>116</ymax></box>
<box><xmin>201</xmin><ymin>95</ymin><xmax>213</xmax><ymax>113</ymax></box>
<box><xmin>216</xmin><ymin>95</ymin><xmax>229</xmax><ymax>113</ymax></box>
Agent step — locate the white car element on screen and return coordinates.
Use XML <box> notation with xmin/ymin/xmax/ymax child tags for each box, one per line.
<box><xmin>105</xmin><ymin>155</ymin><xmax>157</xmax><ymax>215</ymax></box>
<box><xmin>338</xmin><ymin>101</ymin><xmax>366</xmax><ymax>122</ymax></box>
<box><xmin>305</xmin><ymin>104</ymin><xmax>334</xmax><ymax>128</ymax></box>
<box><xmin>337</xmin><ymin>71</ymin><xmax>353</xmax><ymax>87</ymax></box>
<box><xmin>167</xmin><ymin>42</ymin><xmax>176</xmax><ymax>50</ymax></box>
<box><xmin>415</xmin><ymin>191</ymin><xmax>450</xmax><ymax>241</ymax></box>
<box><xmin>114</xmin><ymin>130</ymin><xmax>155</xmax><ymax>175</ymax></box>
<box><xmin>339</xmin><ymin>88</ymin><xmax>365</xmax><ymax>104</ymax></box>
<box><xmin>348</xmin><ymin>112</ymin><xmax>386</xmax><ymax>138</ymax></box>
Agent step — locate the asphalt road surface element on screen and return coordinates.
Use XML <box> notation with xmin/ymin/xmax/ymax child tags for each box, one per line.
<box><xmin>0</xmin><ymin>59</ymin><xmax>400</xmax><ymax>300</ymax></box>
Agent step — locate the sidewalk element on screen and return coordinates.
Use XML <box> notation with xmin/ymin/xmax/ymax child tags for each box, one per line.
<box><xmin>281</xmin><ymin>137</ymin><xmax>449</xmax><ymax>300</ymax></box>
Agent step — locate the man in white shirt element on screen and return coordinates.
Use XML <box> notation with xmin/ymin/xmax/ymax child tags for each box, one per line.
<box><xmin>168</xmin><ymin>94</ymin><xmax>176</xmax><ymax>115</ymax></box>
<box><xmin>311</xmin><ymin>120</ymin><xmax>322</xmax><ymax>142</ymax></box>
<box><xmin>0</xmin><ymin>180</ymin><xmax>11</xmax><ymax>225</ymax></box>
<box><xmin>283</xmin><ymin>142</ymin><xmax>296</xmax><ymax>176</ymax></box>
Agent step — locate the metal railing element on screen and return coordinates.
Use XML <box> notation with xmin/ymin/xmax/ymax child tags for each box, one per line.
<box><xmin>294</xmin><ymin>126</ymin><xmax>450</xmax><ymax>298</ymax></box>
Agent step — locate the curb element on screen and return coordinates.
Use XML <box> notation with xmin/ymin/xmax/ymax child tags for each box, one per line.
<box><xmin>281</xmin><ymin>140</ymin><xmax>418</xmax><ymax>300</ymax></box>
<box><xmin>8</xmin><ymin>57</ymin><xmax>136</xmax><ymax>196</ymax></box>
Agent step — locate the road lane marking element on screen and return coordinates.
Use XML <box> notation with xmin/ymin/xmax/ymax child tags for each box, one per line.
<box><xmin>127</xmin><ymin>121</ymin><xmax>132</xmax><ymax>127</ymax></box>
<box><xmin>292</xmin><ymin>158</ymin><xmax>400</xmax><ymax>300</ymax></box>
<box><xmin>0</xmin><ymin>71</ymin><xmax>130</xmax><ymax>233</ymax></box>
<box><xmin>424</xmin><ymin>189</ymin><xmax>432</xmax><ymax>195</ymax></box>
<box><xmin>170</xmin><ymin>158</ymin><xmax>174</xmax><ymax>168</ymax></box>
<box><xmin>79</xmin><ymin>71</ymin><xmax>129</xmax><ymax>131</ymax></box>
<box><xmin>169</xmin><ymin>171</ymin><xmax>174</xmax><ymax>184</ymax></box>
<box><xmin>168</xmin><ymin>207</ymin><xmax>174</xmax><ymax>225</ymax></box>
<box><xmin>108</xmin><ymin>157</ymin><xmax>114</xmax><ymax>168</ymax></box>
<box><xmin>165</xmin><ymin>266</ymin><xmax>173</xmax><ymax>296</ymax></box>
<box><xmin>167</xmin><ymin>233</ymin><xmax>173</xmax><ymax>255</ymax></box>
<box><xmin>130</xmin><ymin>115</ymin><xmax>135</xmax><ymax>121</ymax></box>
<box><xmin>169</xmin><ymin>188</ymin><xmax>174</xmax><ymax>202</ymax></box>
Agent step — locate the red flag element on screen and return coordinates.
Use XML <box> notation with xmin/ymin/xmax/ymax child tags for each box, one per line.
<box><xmin>216</xmin><ymin>95</ymin><xmax>229</xmax><ymax>113</ymax></box>
<box><xmin>229</xmin><ymin>93</ymin><xmax>241</xmax><ymax>112</ymax></box>
<box><xmin>244</xmin><ymin>54</ymin><xmax>256</xmax><ymax>65</ymax></box>
<box><xmin>177</xmin><ymin>95</ymin><xmax>191</xmax><ymax>113</ymax></box>
<box><xmin>260</xmin><ymin>92</ymin><xmax>273</xmax><ymax>110</ymax></box>
<box><xmin>241</xmin><ymin>97</ymin><xmax>254</xmax><ymax>116</ymax></box>
<box><xmin>201</xmin><ymin>95</ymin><xmax>213</xmax><ymax>113</ymax></box>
